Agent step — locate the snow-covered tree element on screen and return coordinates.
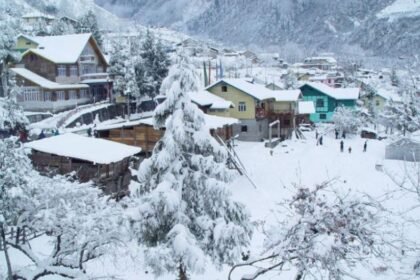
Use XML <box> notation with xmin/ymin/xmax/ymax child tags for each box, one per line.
<box><xmin>77</xmin><ymin>10</ymin><xmax>103</xmax><ymax>47</ymax></box>
<box><xmin>108</xmin><ymin>39</ymin><xmax>129</xmax><ymax>97</ymax></box>
<box><xmin>135</xmin><ymin>30</ymin><xmax>170</xmax><ymax>98</ymax></box>
<box><xmin>282</xmin><ymin>70</ymin><xmax>298</xmax><ymax>89</ymax></box>
<box><xmin>0</xmin><ymin>138</ymin><xmax>127</xmax><ymax>279</ymax></box>
<box><xmin>0</xmin><ymin>14</ymin><xmax>21</xmax><ymax>98</ymax></box>
<box><xmin>332</xmin><ymin>105</ymin><xmax>362</xmax><ymax>133</ymax></box>
<box><xmin>50</xmin><ymin>18</ymin><xmax>75</xmax><ymax>35</ymax></box>
<box><xmin>380</xmin><ymin>91</ymin><xmax>420</xmax><ymax>136</ymax></box>
<box><xmin>0</xmin><ymin>72</ymin><xmax>28</xmax><ymax>131</ymax></box>
<box><xmin>229</xmin><ymin>182</ymin><xmax>394</xmax><ymax>280</ymax></box>
<box><xmin>131</xmin><ymin>55</ymin><xmax>252</xmax><ymax>275</ymax></box>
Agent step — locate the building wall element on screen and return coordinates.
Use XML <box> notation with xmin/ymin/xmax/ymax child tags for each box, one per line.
<box><xmin>232</xmin><ymin>119</ymin><xmax>268</xmax><ymax>141</ymax></box>
<box><xmin>22</xmin><ymin>53</ymin><xmax>57</xmax><ymax>81</ymax></box>
<box><xmin>207</xmin><ymin>109</ymin><xmax>231</xmax><ymax>117</ymax></box>
<box><xmin>16</xmin><ymin>37</ymin><xmax>38</xmax><ymax>52</ymax></box>
<box><xmin>301</xmin><ymin>85</ymin><xmax>355</xmax><ymax>123</ymax></box>
<box><xmin>207</xmin><ymin>84</ymin><xmax>256</xmax><ymax>120</ymax></box>
<box><xmin>385</xmin><ymin>142</ymin><xmax>420</xmax><ymax>162</ymax></box>
<box><xmin>271</xmin><ymin>101</ymin><xmax>295</xmax><ymax>113</ymax></box>
<box><xmin>361</xmin><ymin>95</ymin><xmax>387</xmax><ymax>113</ymax></box>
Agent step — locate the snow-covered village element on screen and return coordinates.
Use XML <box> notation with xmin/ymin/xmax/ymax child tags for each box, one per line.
<box><xmin>1</xmin><ymin>0</ymin><xmax>420</xmax><ymax>279</ymax></box>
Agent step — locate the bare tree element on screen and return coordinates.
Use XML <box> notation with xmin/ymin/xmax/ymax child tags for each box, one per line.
<box><xmin>229</xmin><ymin>181</ymin><xmax>396</xmax><ymax>280</ymax></box>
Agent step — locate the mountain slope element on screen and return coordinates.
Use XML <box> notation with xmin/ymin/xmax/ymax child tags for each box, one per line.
<box><xmin>95</xmin><ymin>0</ymin><xmax>420</xmax><ymax>57</ymax></box>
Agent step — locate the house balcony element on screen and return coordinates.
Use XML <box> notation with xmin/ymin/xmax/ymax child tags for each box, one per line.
<box><xmin>80</xmin><ymin>73</ymin><xmax>111</xmax><ymax>84</ymax></box>
<box><xmin>255</xmin><ymin>107</ymin><xmax>268</xmax><ymax>119</ymax></box>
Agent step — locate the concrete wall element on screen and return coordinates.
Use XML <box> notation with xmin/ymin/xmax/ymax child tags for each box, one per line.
<box><xmin>232</xmin><ymin>119</ymin><xmax>268</xmax><ymax>141</ymax></box>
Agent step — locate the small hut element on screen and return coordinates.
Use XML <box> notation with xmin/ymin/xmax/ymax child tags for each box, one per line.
<box><xmin>25</xmin><ymin>133</ymin><xmax>141</xmax><ymax>194</ymax></box>
<box><xmin>95</xmin><ymin>114</ymin><xmax>239</xmax><ymax>155</ymax></box>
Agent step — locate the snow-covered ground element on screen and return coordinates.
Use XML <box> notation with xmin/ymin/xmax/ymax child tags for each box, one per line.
<box><xmin>81</xmin><ymin>128</ymin><xmax>419</xmax><ymax>279</ymax></box>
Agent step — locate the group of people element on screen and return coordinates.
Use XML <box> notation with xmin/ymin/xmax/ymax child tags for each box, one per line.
<box><xmin>316</xmin><ymin>129</ymin><xmax>368</xmax><ymax>153</ymax></box>
<box><xmin>340</xmin><ymin>139</ymin><xmax>367</xmax><ymax>153</ymax></box>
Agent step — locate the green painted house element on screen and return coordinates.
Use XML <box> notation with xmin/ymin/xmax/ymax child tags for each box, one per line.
<box><xmin>300</xmin><ymin>82</ymin><xmax>359</xmax><ymax>123</ymax></box>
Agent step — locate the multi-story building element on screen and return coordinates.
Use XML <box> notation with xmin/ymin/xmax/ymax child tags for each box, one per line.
<box><xmin>13</xmin><ymin>33</ymin><xmax>111</xmax><ymax>112</ymax></box>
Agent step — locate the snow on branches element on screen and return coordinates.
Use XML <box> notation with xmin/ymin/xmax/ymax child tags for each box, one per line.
<box><xmin>131</xmin><ymin>55</ymin><xmax>252</xmax><ymax>275</ymax></box>
<box><xmin>333</xmin><ymin>106</ymin><xmax>362</xmax><ymax>134</ymax></box>
<box><xmin>230</xmin><ymin>181</ymin><xmax>395</xmax><ymax>280</ymax></box>
<box><xmin>0</xmin><ymin>138</ymin><xmax>127</xmax><ymax>280</ymax></box>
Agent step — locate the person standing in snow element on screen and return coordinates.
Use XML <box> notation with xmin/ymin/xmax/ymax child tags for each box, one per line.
<box><xmin>315</xmin><ymin>129</ymin><xmax>319</xmax><ymax>140</ymax></box>
<box><xmin>319</xmin><ymin>136</ymin><xmax>323</xmax><ymax>146</ymax></box>
<box><xmin>363</xmin><ymin>140</ymin><xmax>367</xmax><ymax>152</ymax></box>
<box><xmin>38</xmin><ymin>130</ymin><xmax>46</xmax><ymax>140</ymax></box>
<box><xmin>348</xmin><ymin>146</ymin><xmax>352</xmax><ymax>154</ymax></box>
<box><xmin>342</xmin><ymin>131</ymin><xmax>346</xmax><ymax>139</ymax></box>
<box><xmin>335</xmin><ymin>129</ymin><xmax>339</xmax><ymax>139</ymax></box>
<box><xmin>340</xmin><ymin>140</ymin><xmax>344</xmax><ymax>152</ymax></box>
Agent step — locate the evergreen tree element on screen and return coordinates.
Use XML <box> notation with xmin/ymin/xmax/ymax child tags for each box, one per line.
<box><xmin>283</xmin><ymin>70</ymin><xmax>298</xmax><ymax>89</ymax></box>
<box><xmin>0</xmin><ymin>14</ymin><xmax>21</xmax><ymax>98</ymax></box>
<box><xmin>131</xmin><ymin>55</ymin><xmax>252</xmax><ymax>275</ymax></box>
<box><xmin>135</xmin><ymin>30</ymin><xmax>170</xmax><ymax>98</ymax></box>
<box><xmin>108</xmin><ymin>40</ymin><xmax>130</xmax><ymax>97</ymax></box>
<box><xmin>50</xmin><ymin>18</ymin><xmax>75</xmax><ymax>35</ymax></box>
<box><xmin>77</xmin><ymin>10</ymin><xmax>103</xmax><ymax>47</ymax></box>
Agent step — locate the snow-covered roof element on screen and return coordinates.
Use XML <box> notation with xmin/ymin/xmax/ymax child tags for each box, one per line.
<box><xmin>21</xmin><ymin>33</ymin><xmax>94</xmax><ymax>64</ymax></box>
<box><xmin>22</xmin><ymin>13</ymin><xmax>55</xmax><ymax>20</ymax></box>
<box><xmin>188</xmin><ymin>91</ymin><xmax>233</xmax><ymax>109</ymax></box>
<box><xmin>206</xmin><ymin>79</ymin><xmax>276</xmax><ymax>101</ymax></box>
<box><xmin>376</xmin><ymin>90</ymin><xmax>402</xmax><ymax>102</ymax></box>
<box><xmin>97</xmin><ymin>113</ymin><xmax>239</xmax><ymax>132</ymax></box>
<box><xmin>304</xmin><ymin>56</ymin><xmax>337</xmax><ymax>64</ymax></box>
<box><xmin>298</xmin><ymin>101</ymin><xmax>315</xmax><ymax>114</ymax></box>
<box><xmin>25</xmin><ymin>133</ymin><xmax>141</xmax><ymax>164</ymax></box>
<box><xmin>302</xmin><ymin>82</ymin><xmax>359</xmax><ymax>100</ymax></box>
<box><xmin>271</xmin><ymin>90</ymin><xmax>301</xmax><ymax>102</ymax></box>
<box><xmin>11</xmin><ymin>68</ymin><xmax>89</xmax><ymax>90</ymax></box>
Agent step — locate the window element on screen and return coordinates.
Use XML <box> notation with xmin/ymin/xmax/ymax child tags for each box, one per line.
<box><xmin>283</xmin><ymin>119</ymin><xmax>291</xmax><ymax>126</ymax></box>
<box><xmin>221</xmin><ymin>85</ymin><xmax>227</xmax><ymax>92</ymax></box>
<box><xmin>259</xmin><ymin>124</ymin><xmax>262</xmax><ymax>132</ymax></box>
<box><xmin>320</xmin><ymin>113</ymin><xmax>327</xmax><ymax>120</ymax></box>
<box><xmin>70</xmin><ymin>66</ymin><xmax>78</xmax><ymax>76</ymax></box>
<box><xmin>241</xmin><ymin>125</ymin><xmax>248</xmax><ymax>132</ymax></box>
<box><xmin>316</xmin><ymin>98</ymin><xmax>324</xmax><ymax>108</ymax></box>
<box><xmin>69</xmin><ymin>90</ymin><xmax>78</xmax><ymax>99</ymax></box>
<box><xmin>57</xmin><ymin>65</ymin><xmax>66</xmax><ymax>76</ymax></box>
<box><xmin>238</xmin><ymin>101</ymin><xmax>247</xmax><ymax>112</ymax></box>
<box><xmin>80</xmin><ymin>89</ymin><xmax>89</xmax><ymax>98</ymax></box>
<box><xmin>56</xmin><ymin>91</ymin><xmax>65</xmax><ymax>100</ymax></box>
<box><xmin>375</xmin><ymin>100</ymin><xmax>380</xmax><ymax>106</ymax></box>
<box><xmin>23</xmin><ymin>87</ymin><xmax>41</xmax><ymax>101</ymax></box>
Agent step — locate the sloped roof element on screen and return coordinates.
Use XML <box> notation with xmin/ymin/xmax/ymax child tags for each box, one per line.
<box><xmin>188</xmin><ymin>91</ymin><xmax>234</xmax><ymax>109</ymax></box>
<box><xmin>298</xmin><ymin>101</ymin><xmax>315</xmax><ymax>114</ymax></box>
<box><xmin>376</xmin><ymin>90</ymin><xmax>402</xmax><ymax>102</ymax></box>
<box><xmin>271</xmin><ymin>90</ymin><xmax>301</xmax><ymax>102</ymax></box>
<box><xmin>301</xmin><ymin>82</ymin><xmax>359</xmax><ymax>100</ymax></box>
<box><xmin>25</xmin><ymin>133</ymin><xmax>141</xmax><ymax>164</ymax></box>
<box><xmin>206</xmin><ymin>79</ymin><xmax>275</xmax><ymax>101</ymax></box>
<box><xmin>11</xmin><ymin>68</ymin><xmax>89</xmax><ymax>90</ymax></box>
<box><xmin>20</xmin><ymin>33</ymin><xmax>99</xmax><ymax>64</ymax></box>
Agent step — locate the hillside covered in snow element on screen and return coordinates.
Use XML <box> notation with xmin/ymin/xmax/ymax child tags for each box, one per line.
<box><xmin>95</xmin><ymin>0</ymin><xmax>420</xmax><ymax>58</ymax></box>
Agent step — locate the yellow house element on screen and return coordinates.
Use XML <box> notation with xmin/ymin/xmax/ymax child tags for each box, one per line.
<box><xmin>15</xmin><ymin>34</ymin><xmax>40</xmax><ymax>53</ymax></box>
<box><xmin>361</xmin><ymin>89</ymin><xmax>402</xmax><ymax>113</ymax></box>
<box><xmin>206</xmin><ymin>79</ymin><xmax>274</xmax><ymax>141</ymax></box>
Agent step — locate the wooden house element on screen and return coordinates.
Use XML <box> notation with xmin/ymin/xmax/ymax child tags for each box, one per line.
<box><xmin>302</xmin><ymin>56</ymin><xmax>337</xmax><ymax>71</ymax></box>
<box><xmin>25</xmin><ymin>133</ymin><xmax>141</xmax><ymax>195</ymax></box>
<box><xmin>385</xmin><ymin>137</ymin><xmax>420</xmax><ymax>162</ymax></box>
<box><xmin>300</xmin><ymin>82</ymin><xmax>359</xmax><ymax>123</ymax></box>
<box><xmin>95</xmin><ymin>114</ymin><xmax>239</xmax><ymax>154</ymax></box>
<box><xmin>14</xmin><ymin>33</ymin><xmax>111</xmax><ymax>112</ymax></box>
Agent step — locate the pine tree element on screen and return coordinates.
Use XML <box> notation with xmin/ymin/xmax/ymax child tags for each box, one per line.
<box><xmin>108</xmin><ymin>40</ymin><xmax>130</xmax><ymax>96</ymax></box>
<box><xmin>0</xmin><ymin>14</ymin><xmax>21</xmax><ymax>98</ymax></box>
<box><xmin>131</xmin><ymin>55</ymin><xmax>252</xmax><ymax>275</ymax></box>
<box><xmin>50</xmin><ymin>18</ymin><xmax>75</xmax><ymax>35</ymax></box>
<box><xmin>135</xmin><ymin>30</ymin><xmax>170</xmax><ymax>98</ymax></box>
<box><xmin>77</xmin><ymin>10</ymin><xmax>103</xmax><ymax>47</ymax></box>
